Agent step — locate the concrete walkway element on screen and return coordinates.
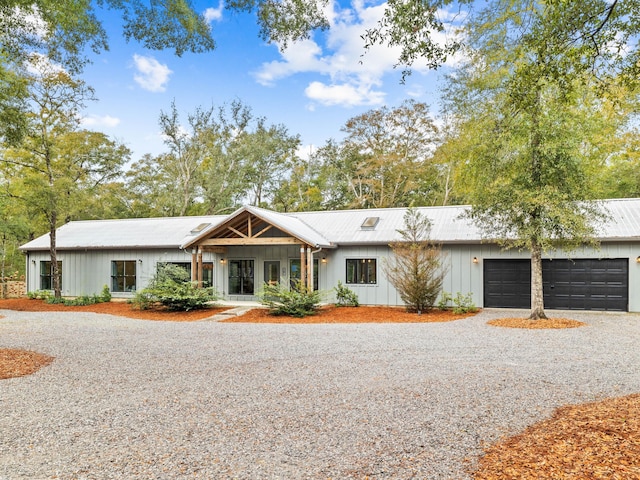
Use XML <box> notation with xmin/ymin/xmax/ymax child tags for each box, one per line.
<box><xmin>206</xmin><ymin>300</ymin><xmax>263</xmax><ymax>321</ymax></box>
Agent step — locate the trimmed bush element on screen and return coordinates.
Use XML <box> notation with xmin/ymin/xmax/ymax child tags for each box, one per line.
<box><xmin>259</xmin><ymin>280</ymin><xmax>321</xmax><ymax>317</ymax></box>
<box><xmin>334</xmin><ymin>281</ymin><xmax>359</xmax><ymax>307</ymax></box>
<box><xmin>131</xmin><ymin>263</ymin><xmax>219</xmax><ymax>311</ymax></box>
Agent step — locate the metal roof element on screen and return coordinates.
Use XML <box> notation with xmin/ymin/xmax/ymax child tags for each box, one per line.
<box><xmin>179</xmin><ymin>205</ymin><xmax>334</xmax><ymax>249</ymax></box>
<box><xmin>291</xmin><ymin>205</ymin><xmax>480</xmax><ymax>244</ymax></box>
<box><xmin>20</xmin><ymin>216</ymin><xmax>226</xmax><ymax>251</ymax></box>
<box><xmin>20</xmin><ymin>198</ymin><xmax>640</xmax><ymax>252</ymax></box>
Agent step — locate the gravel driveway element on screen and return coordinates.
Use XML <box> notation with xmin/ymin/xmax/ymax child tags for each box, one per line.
<box><xmin>1</xmin><ymin>309</ymin><xmax>639</xmax><ymax>479</ymax></box>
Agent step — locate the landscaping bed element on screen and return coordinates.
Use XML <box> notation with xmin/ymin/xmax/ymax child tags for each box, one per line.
<box><xmin>225</xmin><ymin>305</ymin><xmax>476</xmax><ymax>323</ymax></box>
<box><xmin>0</xmin><ymin>298</ymin><xmax>228</xmax><ymax>321</ymax></box>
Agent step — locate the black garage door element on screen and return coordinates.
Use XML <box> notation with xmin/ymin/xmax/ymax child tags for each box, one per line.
<box><xmin>484</xmin><ymin>259</ymin><xmax>628</xmax><ymax>311</ymax></box>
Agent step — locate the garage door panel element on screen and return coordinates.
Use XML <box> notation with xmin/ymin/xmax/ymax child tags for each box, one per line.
<box><xmin>484</xmin><ymin>260</ymin><xmax>531</xmax><ymax>309</ymax></box>
<box><xmin>485</xmin><ymin>258</ymin><xmax>628</xmax><ymax>311</ymax></box>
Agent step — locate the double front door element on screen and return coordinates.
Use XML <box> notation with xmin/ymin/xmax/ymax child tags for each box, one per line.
<box><xmin>230</xmin><ymin>259</ymin><xmax>319</xmax><ymax>296</ymax></box>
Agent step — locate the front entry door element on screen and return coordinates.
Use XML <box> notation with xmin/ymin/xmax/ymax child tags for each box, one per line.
<box><xmin>229</xmin><ymin>260</ymin><xmax>254</xmax><ymax>295</ymax></box>
<box><xmin>264</xmin><ymin>261</ymin><xmax>280</xmax><ymax>286</ymax></box>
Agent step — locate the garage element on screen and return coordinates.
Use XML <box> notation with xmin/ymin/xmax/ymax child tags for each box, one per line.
<box><xmin>483</xmin><ymin>258</ymin><xmax>629</xmax><ymax>311</ymax></box>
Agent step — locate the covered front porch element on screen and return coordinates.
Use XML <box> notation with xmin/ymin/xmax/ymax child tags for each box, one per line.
<box><xmin>181</xmin><ymin>206</ymin><xmax>333</xmax><ymax>300</ymax></box>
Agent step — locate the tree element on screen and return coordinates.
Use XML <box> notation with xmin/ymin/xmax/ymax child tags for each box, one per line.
<box><xmin>239</xmin><ymin>119</ymin><xmax>301</xmax><ymax>207</ymax></box>
<box><xmin>1</xmin><ymin>0</ymin><xmax>215</xmax><ymax>69</ymax></box>
<box><xmin>312</xmin><ymin>101</ymin><xmax>444</xmax><ymax>210</ymax></box>
<box><xmin>383</xmin><ymin>207</ymin><xmax>447</xmax><ymax>313</ymax></box>
<box><xmin>1</xmin><ymin>58</ymin><xmax>127</xmax><ymax>297</ymax></box>
<box><xmin>271</xmin><ymin>153</ymin><xmax>326</xmax><ymax>212</ymax></box>
<box><xmin>442</xmin><ymin>2</ymin><xmax>639</xmax><ymax>319</ymax></box>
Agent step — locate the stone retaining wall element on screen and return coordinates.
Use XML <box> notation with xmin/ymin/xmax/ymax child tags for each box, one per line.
<box><xmin>1</xmin><ymin>281</ymin><xmax>26</xmax><ymax>299</ymax></box>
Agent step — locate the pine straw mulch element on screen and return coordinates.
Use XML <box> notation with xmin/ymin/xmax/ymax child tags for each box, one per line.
<box><xmin>223</xmin><ymin>305</ymin><xmax>476</xmax><ymax>323</ymax></box>
<box><xmin>0</xmin><ymin>298</ymin><xmax>230</xmax><ymax>321</ymax></box>
<box><xmin>2</xmin><ymin>298</ymin><xmax>639</xmax><ymax>478</ymax></box>
<box><xmin>473</xmin><ymin>393</ymin><xmax>640</xmax><ymax>479</ymax></box>
<box><xmin>0</xmin><ymin>348</ymin><xmax>54</xmax><ymax>380</ymax></box>
<box><xmin>487</xmin><ymin>317</ymin><xmax>587</xmax><ymax>329</ymax></box>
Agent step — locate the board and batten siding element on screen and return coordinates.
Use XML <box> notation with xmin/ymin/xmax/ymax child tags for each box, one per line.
<box><xmin>445</xmin><ymin>241</ymin><xmax>640</xmax><ymax>312</ymax></box>
<box><xmin>23</xmin><ymin>240</ymin><xmax>640</xmax><ymax>311</ymax></box>
<box><xmin>25</xmin><ymin>248</ymin><xmax>208</xmax><ymax>298</ymax></box>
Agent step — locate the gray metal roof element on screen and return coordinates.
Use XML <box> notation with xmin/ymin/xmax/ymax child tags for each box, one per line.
<box><xmin>20</xmin><ymin>198</ymin><xmax>640</xmax><ymax>252</ymax></box>
<box><xmin>291</xmin><ymin>205</ymin><xmax>480</xmax><ymax>245</ymax></box>
<box><xmin>20</xmin><ymin>216</ymin><xmax>225</xmax><ymax>251</ymax></box>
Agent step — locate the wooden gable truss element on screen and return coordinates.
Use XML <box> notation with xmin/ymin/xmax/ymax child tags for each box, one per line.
<box><xmin>189</xmin><ymin>210</ymin><xmax>317</xmax><ymax>290</ymax></box>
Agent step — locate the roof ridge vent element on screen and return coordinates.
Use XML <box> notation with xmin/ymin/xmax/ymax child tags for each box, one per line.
<box><xmin>361</xmin><ymin>216</ymin><xmax>380</xmax><ymax>230</ymax></box>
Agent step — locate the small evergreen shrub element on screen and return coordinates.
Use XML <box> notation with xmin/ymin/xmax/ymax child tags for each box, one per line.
<box><xmin>259</xmin><ymin>280</ymin><xmax>321</xmax><ymax>317</ymax></box>
<box><xmin>334</xmin><ymin>281</ymin><xmax>359</xmax><ymax>307</ymax></box>
<box><xmin>131</xmin><ymin>263</ymin><xmax>219</xmax><ymax>311</ymax></box>
<box><xmin>100</xmin><ymin>285</ymin><xmax>112</xmax><ymax>303</ymax></box>
<box><xmin>437</xmin><ymin>292</ymin><xmax>452</xmax><ymax>311</ymax></box>
<box><xmin>438</xmin><ymin>291</ymin><xmax>478</xmax><ymax>314</ymax></box>
<box><xmin>452</xmin><ymin>292</ymin><xmax>477</xmax><ymax>314</ymax></box>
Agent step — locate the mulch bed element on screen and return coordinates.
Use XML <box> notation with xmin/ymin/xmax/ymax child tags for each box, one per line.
<box><xmin>0</xmin><ymin>348</ymin><xmax>54</xmax><ymax>380</ymax></box>
<box><xmin>224</xmin><ymin>305</ymin><xmax>476</xmax><ymax>323</ymax></box>
<box><xmin>488</xmin><ymin>317</ymin><xmax>587</xmax><ymax>329</ymax></box>
<box><xmin>0</xmin><ymin>298</ymin><xmax>229</xmax><ymax>321</ymax></box>
<box><xmin>473</xmin><ymin>393</ymin><xmax>640</xmax><ymax>479</ymax></box>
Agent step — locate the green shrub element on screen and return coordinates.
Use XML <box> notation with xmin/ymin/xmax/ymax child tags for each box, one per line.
<box><xmin>28</xmin><ymin>290</ymin><xmax>53</xmax><ymax>301</ymax></box>
<box><xmin>452</xmin><ymin>292</ymin><xmax>477</xmax><ymax>314</ymax></box>
<box><xmin>131</xmin><ymin>263</ymin><xmax>219</xmax><ymax>311</ymax></box>
<box><xmin>438</xmin><ymin>291</ymin><xmax>478</xmax><ymax>314</ymax></box>
<box><xmin>100</xmin><ymin>285</ymin><xmax>112</xmax><ymax>302</ymax></box>
<box><xmin>437</xmin><ymin>292</ymin><xmax>452</xmax><ymax>310</ymax></box>
<box><xmin>259</xmin><ymin>280</ymin><xmax>321</xmax><ymax>317</ymax></box>
<box><xmin>334</xmin><ymin>281</ymin><xmax>359</xmax><ymax>307</ymax></box>
<box><xmin>45</xmin><ymin>295</ymin><xmax>66</xmax><ymax>304</ymax></box>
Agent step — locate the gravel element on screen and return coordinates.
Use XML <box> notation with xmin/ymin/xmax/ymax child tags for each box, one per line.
<box><xmin>1</xmin><ymin>309</ymin><xmax>639</xmax><ymax>479</ymax></box>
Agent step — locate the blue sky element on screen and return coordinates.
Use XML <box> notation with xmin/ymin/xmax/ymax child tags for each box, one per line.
<box><xmin>78</xmin><ymin>1</ymin><xmax>460</xmax><ymax>162</ymax></box>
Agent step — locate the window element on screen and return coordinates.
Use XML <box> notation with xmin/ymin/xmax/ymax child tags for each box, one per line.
<box><xmin>111</xmin><ymin>261</ymin><xmax>137</xmax><ymax>292</ymax></box>
<box><xmin>229</xmin><ymin>260</ymin><xmax>254</xmax><ymax>295</ymax></box>
<box><xmin>346</xmin><ymin>258</ymin><xmax>377</xmax><ymax>284</ymax></box>
<box><xmin>40</xmin><ymin>261</ymin><xmax>62</xmax><ymax>290</ymax></box>
<box><xmin>289</xmin><ymin>259</ymin><xmax>319</xmax><ymax>290</ymax></box>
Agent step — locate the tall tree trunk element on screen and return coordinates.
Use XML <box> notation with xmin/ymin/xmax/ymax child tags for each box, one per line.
<box><xmin>49</xmin><ymin>210</ymin><xmax>61</xmax><ymax>298</ymax></box>
<box><xmin>529</xmin><ymin>240</ymin><xmax>547</xmax><ymax>320</ymax></box>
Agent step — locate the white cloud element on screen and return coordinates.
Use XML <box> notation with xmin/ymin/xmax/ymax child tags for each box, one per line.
<box><xmin>305</xmin><ymin>81</ymin><xmax>385</xmax><ymax>107</ymax></box>
<box><xmin>80</xmin><ymin>114</ymin><xmax>121</xmax><ymax>128</ymax></box>
<box><xmin>204</xmin><ymin>1</ymin><xmax>224</xmax><ymax>23</ymax></box>
<box><xmin>254</xmin><ymin>1</ymin><xmax>465</xmax><ymax>107</ymax></box>
<box><xmin>132</xmin><ymin>54</ymin><xmax>172</xmax><ymax>92</ymax></box>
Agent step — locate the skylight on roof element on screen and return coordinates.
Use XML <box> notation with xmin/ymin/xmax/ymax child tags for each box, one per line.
<box><xmin>190</xmin><ymin>223</ymin><xmax>211</xmax><ymax>234</ymax></box>
<box><xmin>361</xmin><ymin>217</ymin><xmax>379</xmax><ymax>229</ymax></box>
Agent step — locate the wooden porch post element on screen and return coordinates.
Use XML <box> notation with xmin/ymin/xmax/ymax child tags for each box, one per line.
<box><xmin>197</xmin><ymin>247</ymin><xmax>203</xmax><ymax>288</ymax></box>
<box><xmin>306</xmin><ymin>246</ymin><xmax>313</xmax><ymax>291</ymax></box>
<box><xmin>191</xmin><ymin>249</ymin><xmax>198</xmax><ymax>283</ymax></box>
<box><xmin>300</xmin><ymin>245</ymin><xmax>306</xmax><ymax>288</ymax></box>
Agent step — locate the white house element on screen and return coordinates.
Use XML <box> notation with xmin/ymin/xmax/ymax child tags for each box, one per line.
<box><xmin>19</xmin><ymin>199</ymin><xmax>640</xmax><ymax>312</ymax></box>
